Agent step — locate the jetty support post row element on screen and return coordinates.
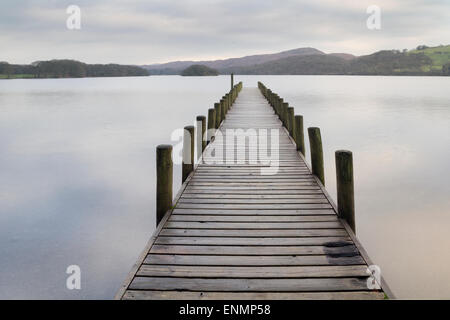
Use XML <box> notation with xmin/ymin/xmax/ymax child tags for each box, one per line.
<box><xmin>156</xmin><ymin>78</ymin><xmax>243</xmax><ymax>226</ymax></box>
<box><xmin>257</xmin><ymin>81</ymin><xmax>356</xmax><ymax>233</ymax></box>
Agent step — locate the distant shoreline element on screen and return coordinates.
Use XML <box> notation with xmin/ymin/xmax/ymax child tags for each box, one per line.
<box><xmin>2</xmin><ymin>74</ymin><xmax>449</xmax><ymax>80</ymax></box>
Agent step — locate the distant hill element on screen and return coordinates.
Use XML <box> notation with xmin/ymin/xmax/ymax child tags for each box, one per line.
<box><xmin>144</xmin><ymin>45</ymin><xmax>450</xmax><ymax>76</ymax></box>
<box><xmin>181</xmin><ymin>64</ymin><xmax>219</xmax><ymax>76</ymax></box>
<box><xmin>0</xmin><ymin>59</ymin><xmax>149</xmax><ymax>79</ymax></box>
<box><xmin>144</xmin><ymin>47</ymin><xmax>325</xmax><ymax>74</ymax></box>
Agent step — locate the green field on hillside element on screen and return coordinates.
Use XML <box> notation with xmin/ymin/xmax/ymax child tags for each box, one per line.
<box><xmin>0</xmin><ymin>74</ymin><xmax>35</xmax><ymax>79</ymax></box>
<box><xmin>409</xmin><ymin>45</ymin><xmax>450</xmax><ymax>71</ymax></box>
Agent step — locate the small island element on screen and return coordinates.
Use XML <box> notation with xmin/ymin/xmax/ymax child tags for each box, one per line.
<box><xmin>181</xmin><ymin>64</ymin><xmax>219</xmax><ymax>76</ymax></box>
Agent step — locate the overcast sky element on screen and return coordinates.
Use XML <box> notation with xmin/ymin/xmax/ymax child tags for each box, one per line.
<box><xmin>1</xmin><ymin>0</ymin><xmax>449</xmax><ymax>65</ymax></box>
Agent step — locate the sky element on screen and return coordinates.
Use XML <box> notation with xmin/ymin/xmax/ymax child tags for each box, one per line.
<box><xmin>0</xmin><ymin>0</ymin><xmax>449</xmax><ymax>65</ymax></box>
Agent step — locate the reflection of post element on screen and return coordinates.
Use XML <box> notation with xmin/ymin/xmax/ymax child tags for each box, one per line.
<box><xmin>156</xmin><ymin>144</ymin><xmax>173</xmax><ymax>225</ymax></box>
<box><xmin>231</xmin><ymin>73</ymin><xmax>234</xmax><ymax>90</ymax></box>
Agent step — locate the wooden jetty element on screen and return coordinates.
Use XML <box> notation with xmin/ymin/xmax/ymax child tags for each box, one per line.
<box><xmin>116</xmin><ymin>81</ymin><xmax>393</xmax><ymax>300</ymax></box>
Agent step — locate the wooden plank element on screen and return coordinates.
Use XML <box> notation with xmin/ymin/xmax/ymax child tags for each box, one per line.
<box><xmin>180</xmin><ymin>194</ymin><xmax>327</xmax><ymax>199</ymax></box>
<box><xmin>175</xmin><ymin>203</ymin><xmax>333</xmax><ymax>209</ymax></box>
<box><xmin>137</xmin><ymin>265</ymin><xmax>369</xmax><ymax>278</ymax></box>
<box><xmin>185</xmin><ymin>186</ymin><xmax>322</xmax><ymax>191</ymax></box>
<box><xmin>150</xmin><ymin>244</ymin><xmax>358</xmax><ymax>256</ymax></box>
<box><xmin>169</xmin><ymin>215</ymin><xmax>338</xmax><ymax>222</ymax></box>
<box><xmin>172</xmin><ymin>208</ymin><xmax>337</xmax><ymax>215</ymax></box>
<box><xmin>159</xmin><ymin>229</ymin><xmax>348</xmax><ymax>237</ymax></box>
<box><xmin>155</xmin><ymin>236</ymin><xmax>353</xmax><ymax>246</ymax></box>
<box><xmin>164</xmin><ymin>221</ymin><xmax>343</xmax><ymax>229</ymax></box>
<box><xmin>123</xmin><ymin>290</ymin><xmax>385</xmax><ymax>300</ymax></box>
<box><xmin>182</xmin><ymin>189</ymin><xmax>324</xmax><ymax>195</ymax></box>
<box><xmin>129</xmin><ymin>277</ymin><xmax>371</xmax><ymax>292</ymax></box>
<box><xmin>177</xmin><ymin>198</ymin><xmax>329</xmax><ymax>204</ymax></box>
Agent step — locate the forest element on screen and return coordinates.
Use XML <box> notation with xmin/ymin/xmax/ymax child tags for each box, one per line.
<box><xmin>0</xmin><ymin>59</ymin><xmax>149</xmax><ymax>78</ymax></box>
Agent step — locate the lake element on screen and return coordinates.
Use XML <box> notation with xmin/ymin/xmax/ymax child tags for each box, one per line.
<box><xmin>0</xmin><ymin>75</ymin><xmax>449</xmax><ymax>299</ymax></box>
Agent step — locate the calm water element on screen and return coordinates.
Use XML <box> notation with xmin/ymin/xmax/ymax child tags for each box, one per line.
<box><xmin>0</xmin><ymin>75</ymin><xmax>449</xmax><ymax>299</ymax></box>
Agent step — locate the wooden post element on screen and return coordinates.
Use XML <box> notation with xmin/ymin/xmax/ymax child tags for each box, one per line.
<box><xmin>278</xmin><ymin>97</ymin><xmax>284</xmax><ymax>117</ymax></box>
<box><xmin>156</xmin><ymin>144</ymin><xmax>173</xmax><ymax>225</ymax></box>
<box><xmin>220</xmin><ymin>98</ymin><xmax>226</xmax><ymax>121</ymax></box>
<box><xmin>294</xmin><ymin>115</ymin><xmax>305</xmax><ymax>156</ymax></box>
<box><xmin>336</xmin><ymin>150</ymin><xmax>356</xmax><ymax>232</ymax></box>
<box><xmin>214</xmin><ymin>102</ymin><xmax>222</xmax><ymax>128</ymax></box>
<box><xmin>231</xmin><ymin>73</ymin><xmax>234</xmax><ymax>90</ymax></box>
<box><xmin>182</xmin><ymin>125</ymin><xmax>195</xmax><ymax>183</ymax></box>
<box><xmin>287</xmin><ymin>107</ymin><xmax>294</xmax><ymax>136</ymax></box>
<box><xmin>281</xmin><ymin>102</ymin><xmax>288</xmax><ymax>127</ymax></box>
<box><xmin>196</xmin><ymin>115</ymin><xmax>206</xmax><ymax>160</ymax></box>
<box><xmin>207</xmin><ymin>108</ymin><xmax>216</xmax><ymax>144</ymax></box>
<box><xmin>224</xmin><ymin>94</ymin><xmax>229</xmax><ymax>114</ymax></box>
<box><xmin>308</xmin><ymin>127</ymin><xmax>325</xmax><ymax>186</ymax></box>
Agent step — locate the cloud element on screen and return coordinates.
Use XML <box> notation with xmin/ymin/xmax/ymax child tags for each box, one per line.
<box><xmin>0</xmin><ymin>0</ymin><xmax>449</xmax><ymax>64</ymax></box>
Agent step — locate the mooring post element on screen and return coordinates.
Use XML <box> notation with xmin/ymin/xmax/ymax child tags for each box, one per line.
<box><xmin>273</xmin><ymin>95</ymin><xmax>278</xmax><ymax>114</ymax></box>
<box><xmin>308</xmin><ymin>127</ymin><xmax>325</xmax><ymax>186</ymax></box>
<box><xmin>335</xmin><ymin>150</ymin><xmax>356</xmax><ymax>233</ymax></box>
<box><xmin>294</xmin><ymin>115</ymin><xmax>306</xmax><ymax>156</ymax></box>
<box><xmin>278</xmin><ymin>97</ymin><xmax>283</xmax><ymax>118</ymax></box>
<box><xmin>287</xmin><ymin>107</ymin><xmax>295</xmax><ymax>136</ymax></box>
<box><xmin>281</xmin><ymin>102</ymin><xmax>288</xmax><ymax>127</ymax></box>
<box><xmin>207</xmin><ymin>108</ymin><xmax>216</xmax><ymax>144</ymax></box>
<box><xmin>196</xmin><ymin>116</ymin><xmax>206</xmax><ymax>160</ymax></box>
<box><xmin>220</xmin><ymin>98</ymin><xmax>226</xmax><ymax>121</ymax></box>
<box><xmin>156</xmin><ymin>144</ymin><xmax>173</xmax><ymax>225</ymax></box>
<box><xmin>214</xmin><ymin>102</ymin><xmax>222</xmax><ymax>128</ymax></box>
<box><xmin>231</xmin><ymin>73</ymin><xmax>234</xmax><ymax>90</ymax></box>
<box><xmin>182</xmin><ymin>125</ymin><xmax>195</xmax><ymax>183</ymax></box>
<box><xmin>225</xmin><ymin>94</ymin><xmax>229</xmax><ymax>114</ymax></box>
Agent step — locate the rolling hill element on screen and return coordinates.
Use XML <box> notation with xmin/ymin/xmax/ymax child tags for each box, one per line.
<box><xmin>143</xmin><ymin>45</ymin><xmax>449</xmax><ymax>76</ymax></box>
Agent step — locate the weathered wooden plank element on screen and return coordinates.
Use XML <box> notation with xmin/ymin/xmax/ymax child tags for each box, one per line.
<box><xmin>164</xmin><ymin>221</ymin><xmax>342</xmax><ymax>229</ymax></box>
<box><xmin>191</xmin><ymin>177</ymin><xmax>315</xmax><ymax>182</ymax></box>
<box><xmin>182</xmin><ymin>189</ymin><xmax>324</xmax><ymax>195</ymax></box>
<box><xmin>177</xmin><ymin>198</ymin><xmax>329</xmax><ymax>204</ymax></box>
<box><xmin>185</xmin><ymin>186</ymin><xmax>322</xmax><ymax>191</ymax></box>
<box><xmin>137</xmin><ymin>265</ymin><xmax>369</xmax><ymax>278</ymax></box>
<box><xmin>180</xmin><ymin>194</ymin><xmax>326</xmax><ymax>199</ymax></box>
<box><xmin>155</xmin><ymin>236</ymin><xmax>352</xmax><ymax>246</ymax></box>
<box><xmin>175</xmin><ymin>203</ymin><xmax>333</xmax><ymax>209</ymax></box>
<box><xmin>172</xmin><ymin>208</ymin><xmax>337</xmax><ymax>215</ymax></box>
<box><xmin>150</xmin><ymin>244</ymin><xmax>357</xmax><ymax>256</ymax></box>
<box><xmin>169</xmin><ymin>214</ymin><xmax>338</xmax><ymax>222</ymax></box>
<box><xmin>159</xmin><ymin>228</ymin><xmax>348</xmax><ymax>237</ymax></box>
<box><xmin>123</xmin><ymin>290</ymin><xmax>385</xmax><ymax>300</ymax></box>
<box><xmin>129</xmin><ymin>277</ymin><xmax>371</xmax><ymax>292</ymax></box>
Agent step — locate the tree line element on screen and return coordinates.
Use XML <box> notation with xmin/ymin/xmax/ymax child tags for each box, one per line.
<box><xmin>0</xmin><ymin>60</ymin><xmax>149</xmax><ymax>78</ymax></box>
